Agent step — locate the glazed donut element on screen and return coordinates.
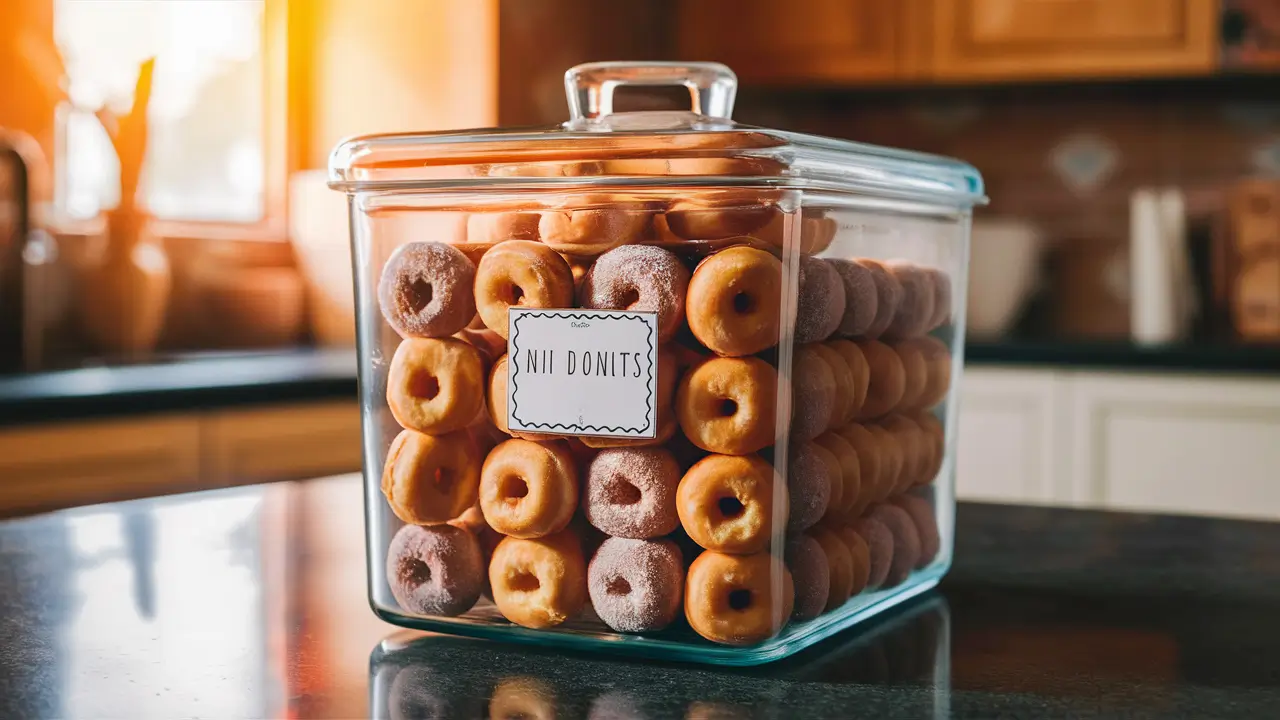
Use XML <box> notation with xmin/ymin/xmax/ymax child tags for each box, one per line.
<box><xmin>833</xmin><ymin>524</ymin><xmax>872</xmax><ymax>596</ymax></box>
<box><xmin>868</xmin><ymin>503</ymin><xmax>921</xmax><ymax>587</ymax></box>
<box><xmin>378</xmin><ymin>242</ymin><xmax>477</xmax><ymax>339</ymax></box>
<box><xmin>486</xmin><ymin>355</ymin><xmax>565</xmax><ymax>441</ymax></box>
<box><xmin>386</xmin><ymin>523</ymin><xmax>485</xmax><ymax>616</ymax></box>
<box><xmin>851</xmin><ymin>515</ymin><xmax>894</xmax><ymax>589</ymax></box>
<box><xmin>855</xmin><ymin>340</ymin><xmax>905</xmax><ymax>420</ymax></box>
<box><xmin>580</xmin><ymin>245</ymin><xmax>690</xmax><ymax>342</ymax></box>
<box><xmin>466</xmin><ymin>211</ymin><xmax>540</xmax><ymax>245</ymax></box>
<box><xmin>489</xmin><ymin>528</ymin><xmax>587</xmax><ymax>629</ymax></box>
<box><xmin>381</xmin><ymin>429</ymin><xmax>482</xmax><ymax>525</ymax></box>
<box><xmin>387</xmin><ymin>338</ymin><xmax>486</xmax><ymax>435</ymax></box>
<box><xmin>812</xmin><ymin>442</ymin><xmax>845</xmax><ymax>524</ymax></box>
<box><xmin>883</xmin><ymin>261</ymin><xmax>935</xmax><ymax>340</ymax></box>
<box><xmin>881</xmin><ymin>415</ymin><xmax>924</xmax><ymax>492</ymax></box>
<box><xmin>827</xmin><ymin>340</ymin><xmax>870</xmax><ymax>422</ymax></box>
<box><xmin>801</xmin><ymin>214</ymin><xmax>838</xmax><ymax>255</ymax></box>
<box><xmin>893</xmin><ymin>340</ymin><xmax>929</xmax><ymax>413</ymax></box>
<box><xmin>854</xmin><ymin>259</ymin><xmax>903</xmax><ymax>339</ymax></box>
<box><xmin>584</xmin><ymin>447</ymin><xmax>682</xmax><ymax>539</ymax></box>
<box><xmin>588</xmin><ymin>537</ymin><xmax>684</xmax><ymax>633</ymax></box>
<box><xmin>892</xmin><ymin>493</ymin><xmax>940</xmax><ymax>568</ymax></box>
<box><xmin>677</xmin><ymin>454</ymin><xmax>783</xmax><ymax>554</ymax></box>
<box><xmin>925</xmin><ymin>267</ymin><xmax>952</xmax><ymax>331</ymax></box>
<box><xmin>474</xmin><ymin>240</ymin><xmax>575</xmax><ymax>338</ymax></box>
<box><xmin>814</xmin><ymin>432</ymin><xmax>861</xmax><ymax>519</ymax></box>
<box><xmin>809</xmin><ymin>526</ymin><xmax>853</xmax><ymax>611</ymax></box>
<box><xmin>828</xmin><ymin>259</ymin><xmax>879</xmax><ymax>338</ymax></box>
<box><xmin>792</xmin><ymin>345</ymin><xmax>836</xmax><ymax>442</ymax></box>
<box><xmin>836</xmin><ymin>424</ymin><xmax>882</xmax><ymax>509</ymax></box>
<box><xmin>538</xmin><ymin>196</ymin><xmax>650</xmax><ymax>256</ymax></box>
<box><xmin>686</xmin><ymin>246</ymin><xmax>782</xmax><ymax>357</ymax></box>
<box><xmin>795</xmin><ymin>256</ymin><xmax>845</xmax><ymax>344</ymax></box>
<box><xmin>785</xmin><ymin>534</ymin><xmax>830</xmax><ymax>621</ymax></box>
<box><xmin>809</xmin><ymin>343</ymin><xmax>854</xmax><ymax>430</ymax></box>
<box><xmin>676</xmin><ymin>356</ymin><xmax>777</xmax><ymax>456</ymax></box>
<box><xmin>480</xmin><ymin>439</ymin><xmax>579</xmax><ymax>539</ymax></box>
<box><xmin>684</xmin><ymin>550</ymin><xmax>794</xmax><ymax>645</ymax></box>
<box><xmin>917</xmin><ymin>336</ymin><xmax>953</xmax><ymax>409</ymax></box>
<box><xmin>786</xmin><ymin>440</ymin><xmax>833</xmax><ymax>534</ymax></box>
<box><xmin>869</xmin><ymin>425</ymin><xmax>903</xmax><ymax>501</ymax></box>
<box><xmin>580</xmin><ymin>350</ymin><xmax>680</xmax><ymax>449</ymax></box>
<box><xmin>664</xmin><ymin>194</ymin><xmax>778</xmax><ymax>240</ymax></box>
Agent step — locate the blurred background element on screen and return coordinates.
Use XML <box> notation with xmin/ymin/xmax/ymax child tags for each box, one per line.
<box><xmin>1</xmin><ymin>0</ymin><xmax>1278</xmax><ymax>519</ymax></box>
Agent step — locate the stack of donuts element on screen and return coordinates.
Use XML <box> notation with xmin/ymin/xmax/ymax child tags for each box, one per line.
<box><xmin>374</xmin><ymin>198</ymin><xmax>951</xmax><ymax>647</ymax></box>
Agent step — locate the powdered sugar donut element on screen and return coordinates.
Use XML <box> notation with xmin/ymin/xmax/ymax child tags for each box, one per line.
<box><xmin>580</xmin><ymin>245</ymin><xmax>690</xmax><ymax>342</ymax></box>
<box><xmin>386</xmin><ymin>523</ymin><xmax>485</xmax><ymax>616</ymax></box>
<box><xmin>851</xmin><ymin>515</ymin><xmax>894</xmax><ymax>589</ymax></box>
<box><xmin>379</xmin><ymin>242</ymin><xmax>477</xmax><ymax>339</ymax></box>
<box><xmin>795</xmin><ymin>256</ymin><xmax>845</xmax><ymax>344</ymax></box>
<box><xmin>786</xmin><ymin>440</ymin><xmax>832</xmax><ymax>534</ymax></box>
<box><xmin>785</xmin><ymin>534</ymin><xmax>830</xmax><ymax>621</ymax></box>
<box><xmin>584</xmin><ymin>447</ymin><xmax>682</xmax><ymax>539</ymax></box>
<box><xmin>883</xmin><ymin>261</ymin><xmax>936</xmax><ymax>340</ymax></box>
<box><xmin>892</xmin><ymin>493</ymin><xmax>940</xmax><ymax>568</ymax></box>
<box><xmin>792</xmin><ymin>344</ymin><xmax>836</xmax><ymax>442</ymax></box>
<box><xmin>588</xmin><ymin>537</ymin><xmax>684</xmax><ymax>633</ymax></box>
<box><xmin>828</xmin><ymin>259</ymin><xmax>878</xmax><ymax>338</ymax></box>
<box><xmin>869</xmin><ymin>503</ymin><xmax>921</xmax><ymax>587</ymax></box>
<box><xmin>855</xmin><ymin>259</ymin><xmax>903</xmax><ymax>339</ymax></box>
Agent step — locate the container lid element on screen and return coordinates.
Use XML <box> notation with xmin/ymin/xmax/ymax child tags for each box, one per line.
<box><xmin>328</xmin><ymin>62</ymin><xmax>986</xmax><ymax>207</ymax></box>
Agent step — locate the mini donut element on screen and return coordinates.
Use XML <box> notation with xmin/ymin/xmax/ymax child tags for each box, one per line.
<box><xmin>881</xmin><ymin>415</ymin><xmax>924</xmax><ymax>492</ymax></box>
<box><xmin>814</xmin><ymin>432</ymin><xmax>861</xmax><ymax>519</ymax></box>
<box><xmin>925</xmin><ymin>267</ymin><xmax>952</xmax><ymax>331</ymax></box>
<box><xmin>809</xmin><ymin>526</ymin><xmax>853</xmax><ymax>611</ymax></box>
<box><xmin>579</xmin><ymin>245</ymin><xmax>691</xmax><ymax>342</ymax></box>
<box><xmin>538</xmin><ymin>197</ymin><xmax>650</xmax><ymax>255</ymax></box>
<box><xmin>588</xmin><ymin>537</ymin><xmax>684</xmax><ymax>633</ymax></box>
<box><xmin>791</xmin><ymin>345</ymin><xmax>836</xmax><ymax>442</ymax></box>
<box><xmin>480</xmin><ymin>439</ymin><xmax>579</xmax><ymax>539</ymax></box>
<box><xmin>915</xmin><ymin>412</ymin><xmax>945</xmax><ymax>485</ymax></box>
<box><xmin>855</xmin><ymin>339</ymin><xmax>905</xmax><ymax>420</ymax></box>
<box><xmin>801</xmin><ymin>214</ymin><xmax>838</xmax><ymax>255</ymax></box>
<box><xmin>489</xmin><ymin>528</ymin><xmax>587</xmax><ymax>629</ymax></box>
<box><xmin>386</xmin><ymin>523</ymin><xmax>485</xmax><ymax>616</ymax></box>
<box><xmin>795</xmin><ymin>256</ymin><xmax>845</xmax><ymax>344</ymax></box>
<box><xmin>917</xmin><ymin>336</ymin><xmax>953</xmax><ymax>409</ymax></box>
<box><xmin>453</xmin><ymin>325</ymin><xmax>506</xmax><ymax>365</ymax></box>
<box><xmin>677</xmin><ymin>454</ymin><xmax>784</xmax><ymax>554</ymax></box>
<box><xmin>833</xmin><ymin>524</ymin><xmax>872</xmax><ymax>596</ymax></box>
<box><xmin>387</xmin><ymin>338</ymin><xmax>486</xmax><ymax>435</ymax></box>
<box><xmin>676</xmin><ymin>356</ymin><xmax>777</xmax><ymax>456</ymax></box>
<box><xmin>828</xmin><ymin>259</ymin><xmax>879</xmax><ymax>338</ymax></box>
<box><xmin>686</xmin><ymin>246</ymin><xmax>782</xmax><ymax>357</ymax></box>
<box><xmin>486</xmin><ymin>355</ymin><xmax>565</xmax><ymax>441</ymax></box>
<box><xmin>851</xmin><ymin>515</ymin><xmax>894</xmax><ymax>589</ymax></box>
<box><xmin>466</xmin><ymin>211</ymin><xmax>540</xmax><ymax>245</ymax></box>
<box><xmin>812</xmin><ymin>442</ymin><xmax>844</xmax><ymax>523</ymax></box>
<box><xmin>564</xmin><ymin>254</ymin><xmax>591</xmax><ymax>293</ymax></box>
<box><xmin>785</xmin><ymin>534</ymin><xmax>830</xmax><ymax>621</ymax></box>
<box><xmin>868</xmin><ymin>503</ymin><xmax>921</xmax><ymax>587</ymax></box>
<box><xmin>584</xmin><ymin>447</ymin><xmax>682</xmax><ymax>539</ymax></box>
<box><xmin>827</xmin><ymin>339</ymin><xmax>871</xmax><ymax>422</ymax></box>
<box><xmin>854</xmin><ymin>259</ymin><xmax>904</xmax><ymax>339</ymax></box>
<box><xmin>883</xmin><ymin>261</ymin><xmax>936</xmax><ymax>340</ymax></box>
<box><xmin>378</xmin><ymin>242</ymin><xmax>478</xmax><ymax>339</ymax></box>
<box><xmin>836</xmin><ymin>424</ymin><xmax>882</xmax><ymax>512</ymax></box>
<box><xmin>382</xmin><ymin>429</ymin><xmax>482</xmax><ymax>525</ymax></box>
<box><xmin>685</xmin><ymin>550</ymin><xmax>794</xmax><ymax>645</ymax></box>
<box><xmin>786</xmin><ymin>440</ymin><xmax>833</xmax><ymax>534</ymax></box>
<box><xmin>474</xmin><ymin>240</ymin><xmax>575</xmax><ymax>338</ymax></box>
<box><xmin>580</xmin><ymin>349</ymin><xmax>680</xmax><ymax>449</ymax></box>
<box><xmin>664</xmin><ymin>195</ymin><xmax>778</xmax><ymax>240</ymax></box>
<box><xmin>893</xmin><ymin>340</ymin><xmax>928</xmax><ymax>413</ymax></box>
<box><xmin>892</xmin><ymin>493</ymin><xmax>941</xmax><ymax>568</ymax></box>
<box><xmin>868</xmin><ymin>425</ymin><xmax>903</xmax><ymax>501</ymax></box>
<box><xmin>809</xmin><ymin>343</ymin><xmax>854</xmax><ymax>430</ymax></box>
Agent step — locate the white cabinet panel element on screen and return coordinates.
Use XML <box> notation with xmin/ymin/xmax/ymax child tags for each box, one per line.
<box><xmin>956</xmin><ymin>367</ymin><xmax>1065</xmax><ymax>504</ymax></box>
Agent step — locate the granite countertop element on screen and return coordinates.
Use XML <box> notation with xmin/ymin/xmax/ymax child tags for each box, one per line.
<box><xmin>2</xmin><ymin>474</ymin><xmax>1278</xmax><ymax>719</ymax></box>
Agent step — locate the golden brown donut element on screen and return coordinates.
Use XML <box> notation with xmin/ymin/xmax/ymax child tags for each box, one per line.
<box><xmin>686</xmin><ymin>246</ymin><xmax>782</xmax><ymax>357</ymax></box>
<box><xmin>538</xmin><ymin>196</ymin><xmax>650</xmax><ymax>256</ymax></box>
<box><xmin>883</xmin><ymin>261</ymin><xmax>936</xmax><ymax>340</ymax></box>
<box><xmin>812</xmin><ymin>441</ymin><xmax>845</xmax><ymax>524</ymax></box>
<box><xmin>914</xmin><ymin>413</ymin><xmax>945</xmax><ymax>486</ymax></box>
<box><xmin>486</xmin><ymin>354</ymin><xmax>565</xmax><ymax>441</ymax></box>
<box><xmin>489</xmin><ymin>528</ymin><xmax>587</xmax><ymax>629</ymax></box>
<box><xmin>677</xmin><ymin>454</ymin><xmax>783</xmax><ymax>554</ymax></box>
<box><xmin>855</xmin><ymin>340</ymin><xmax>905</xmax><ymax>420</ymax></box>
<box><xmin>891</xmin><ymin>493</ymin><xmax>941</xmax><ymax>568</ymax></box>
<box><xmin>381</xmin><ymin>429</ymin><xmax>482</xmax><ymax>525</ymax></box>
<box><xmin>917</xmin><ymin>336</ymin><xmax>953</xmax><ymax>409</ymax></box>
<box><xmin>480</xmin><ymin>439</ymin><xmax>579</xmax><ymax>539</ymax></box>
<box><xmin>676</xmin><ymin>356</ymin><xmax>777</xmax><ymax>456</ymax></box>
<box><xmin>809</xmin><ymin>343</ymin><xmax>854</xmax><ymax>430</ymax></box>
<box><xmin>809</xmin><ymin>526</ymin><xmax>853</xmax><ymax>611</ymax></box>
<box><xmin>474</xmin><ymin>240</ymin><xmax>575</xmax><ymax>338</ymax></box>
<box><xmin>791</xmin><ymin>345</ymin><xmax>836</xmax><ymax>442</ymax></box>
<box><xmin>664</xmin><ymin>192</ymin><xmax>779</xmax><ymax>241</ymax></box>
<box><xmin>466</xmin><ymin>211</ymin><xmax>540</xmax><ymax>245</ymax></box>
<box><xmin>868</xmin><ymin>424</ymin><xmax>903</xmax><ymax>500</ymax></box>
<box><xmin>834</xmin><ymin>524</ymin><xmax>872</xmax><ymax>596</ymax></box>
<box><xmin>387</xmin><ymin>338</ymin><xmax>486</xmax><ymax>435</ymax></box>
<box><xmin>802</xmin><ymin>214</ymin><xmax>837</xmax><ymax>255</ymax></box>
<box><xmin>855</xmin><ymin>259</ymin><xmax>904</xmax><ymax>340</ymax></box>
<box><xmin>827</xmin><ymin>340</ymin><xmax>870</xmax><ymax>423</ymax></box>
<box><xmin>893</xmin><ymin>340</ymin><xmax>929</xmax><ymax>413</ymax></box>
<box><xmin>882</xmin><ymin>415</ymin><xmax>924</xmax><ymax>491</ymax></box>
<box><xmin>814</xmin><ymin>431</ymin><xmax>861</xmax><ymax>519</ymax></box>
<box><xmin>684</xmin><ymin>550</ymin><xmax>794</xmax><ymax>645</ymax></box>
<box><xmin>838</xmin><ymin>424</ymin><xmax>883</xmax><ymax>510</ymax></box>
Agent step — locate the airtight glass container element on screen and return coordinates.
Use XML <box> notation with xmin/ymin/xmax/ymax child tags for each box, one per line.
<box><xmin>330</xmin><ymin>61</ymin><xmax>984</xmax><ymax>665</ymax></box>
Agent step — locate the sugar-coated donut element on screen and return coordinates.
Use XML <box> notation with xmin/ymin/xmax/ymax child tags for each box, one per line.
<box><xmin>851</xmin><ymin>515</ymin><xmax>894</xmax><ymax>589</ymax></box>
<box><xmin>828</xmin><ymin>340</ymin><xmax>870</xmax><ymax>422</ymax></box>
<box><xmin>792</xmin><ymin>345</ymin><xmax>836</xmax><ymax>442</ymax></box>
<box><xmin>812</xmin><ymin>442</ymin><xmax>844</xmax><ymax>523</ymax></box>
<box><xmin>882</xmin><ymin>415</ymin><xmax>924</xmax><ymax>492</ymax></box>
<box><xmin>854</xmin><ymin>259</ymin><xmax>903</xmax><ymax>339</ymax></box>
<box><xmin>387</xmin><ymin>338</ymin><xmax>486</xmax><ymax>435</ymax></box>
<box><xmin>917</xmin><ymin>336</ymin><xmax>953</xmax><ymax>409</ymax></box>
<box><xmin>686</xmin><ymin>246</ymin><xmax>782</xmax><ymax>357</ymax></box>
<box><xmin>685</xmin><ymin>550</ymin><xmax>794</xmax><ymax>645</ymax></box>
<box><xmin>588</xmin><ymin>537</ymin><xmax>684</xmax><ymax>633</ymax></box>
<box><xmin>836</xmin><ymin>424</ymin><xmax>882</xmax><ymax>509</ymax></box>
<box><xmin>584</xmin><ymin>447</ymin><xmax>681</xmax><ymax>539</ymax></box>
<box><xmin>893</xmin><ymin>340</ymin><xmax>928</xmax><ymax>413</ymax></box>
<box><xmin>814</xmin><ymin>432</ymin><xmax>861</xmax><ymax>519</ymax></box>
<box><xmin>474</xmin><ymin>240</ymin><xmax>575</xmax><ymax>338</ymax></box>
<box><xmin>676</xmin><ymin>356</ymin><xmax>777</xmax><ymax>456</ymax></box>
<box><xmin>809</xmin><ymin>343</ymin><xmax>854</xmax><ymax>430</ymax></box>
<box><xmin>480</xmin><ymin>439</ymin><xmax>579</xmax><ymax>539</ymax></box>
<box><xmin>489</xmin><ymin>528</ymin><xmax>587</xmax><ymax>629</ymax></box>
<box><xmin>466</xmin><ymin>211</ymin><xmax>540</xmax><ymax>245</ymax></box>
<box><xmin>855</xmin><ymin>339</ymin><xmax>906</xmax><ymax>420</ymax></box>
<box><xmin>677</xmin><ymin>454</ymin><xmax>784</xmax><ymax>554</ymax></box>
<box><xmin>925</xmin><ymin>267</ymin><xmax>952</xmax><ymax>331</ymax></box>
<box><xmin>833</xmin><ymin>524</ymin><xmax>872</xmax><ymax>596</ymax></box>
<box><xmin>785</xmin><ymin>534</ymin><xmax>830</xmax><ymax>621</ymax></box>
<box><xmin>378</xmin><ymin>242</ymin><xmax>477</xmax><ymax>339</ymax></box>
<box><xmin>868</xmin><ymin>425</ymin><xmax>903</xmax><ymax>501</ymax></box>
<box><xmin>829</xmin><ymin>259</ymin><xmax>879</xmax><ymax>338</ymax></box>
<box><xmin>892</xmin><ymin>493</ymin><xmax>940</xmax><ymax>568</ymax></box>
<box><xmin>868</xmin><ymin>504</ymin><xmax>921</xmax><ymax>587</ymax></box>
<box><xmin>538</xmin><ymin>197</ymin><xmax>650</xmax><ymax>256</ymax></box>
<box><xmin>809</xmin><ymin>527</ymin><xmax>853</xmax><ymax>611</ymax></box>
<box><xmin>382</xmin><ymin>429</ymin><xmax>482</xmax><ymax>526</ymax></box>
<box><xmin>801</xmin><ymin>215</ymin><xmax>837</xmax><ymax>255</ymax></box>
<box><xmin>915</xmin><ymin>412</ymin><xmax>945</xmax><ymax>485</ymax></box>
<box><xmin>786</xmin><ymin>440</ymin><xmax>833</xmax><ymax>534</ymax></box>
<box><xmin>580</xmin><ymin>245</ymin><xmax>690</xmax><ymax>342</ymax></box>
<box><xmin>795</xmin><ymin>256</ymin><xmax>845</xmax><ymax>344</ymax></box>
<box><xmin>486</xmin><ymin>355</ymin><xmax>565</xmax><ymax>441</ymax></box>
<box><xmin>883</xmin><ymin>261</ymin><xmax>935</xmax><ymax>340</ymax></box>
<box><xmin>386</xmin><ymin>523</ymin><xmax>485</xmax><ymax>616</ymax></box>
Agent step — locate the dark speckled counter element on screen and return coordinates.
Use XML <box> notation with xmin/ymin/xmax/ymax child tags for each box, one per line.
<box><xmin>2</xmin><ymin>474</ymin><xmax>1278</xmax><ymax>719</ymax></box>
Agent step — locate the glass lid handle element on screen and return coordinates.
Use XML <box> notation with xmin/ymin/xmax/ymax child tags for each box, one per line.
<box><xmin>564</xmin><ymin>61</ymin><xmax>738</xmax><ymax>122</ymax></box>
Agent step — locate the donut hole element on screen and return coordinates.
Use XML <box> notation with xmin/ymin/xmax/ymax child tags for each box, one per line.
<box><xmin>505</xmin><ymin>283</ymin><xmax>526</xmax><ymax>306</ymax></box>
<box><xmin>727</xmin><ymin>588</ymin><xmax>753</xmax><ymax>611</ymax></box>
<box><xmin>404</xmin><ymin>277</ymin><xmax>434</xmax><ymax>314</ymax></box>
<box><xmin>732</xmin><ymin>291</ymin><xmax>755</xmax><ymax>315</ymax></box>
<box><xmin>397</xmin><ymin>557</ymin><xmax>432</xmax><ymax>588</ymax></box>
<box><xmin>509</xmin><ymin>570</ymin><xmax>541</xmax><ymax>593</ymax></box>
<box><xmin>618</xmin><ymin>287</ymin><xmax>641</xmax><ymax>309</ymax></box>
<box><xmin>606</xmin><ymin>576</ymin><xmax>632</xmax><ymax>596</ymax></box>
<box><xmin>432</xmin><ymin>466</ymin><xmax>455</xmax><ymax>495</ymax></box>
<box><xmin>408</xmin><ymin>371</ymin><xmax>440</xmax><ymax>401</ymax></box>
<box><xmin>500</xmin><ymin>475</ymin><xmax>529</xmax><ymax>504</ymax></box>
<box><xmin>718</xmin><ymin>398</ymin><xmax>739</xmax><ymax>417</ymax></box>
<box><xmin>612</xmin><ymin>481</ymin><xmax>643</xmax><ymax>506</ymax></box>
<box><xmin>717</xmin><ymin>496</ymin><xmax>746</xmax><ymax>519</ymax></box>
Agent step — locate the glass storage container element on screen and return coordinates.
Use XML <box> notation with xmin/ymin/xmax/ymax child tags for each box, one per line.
<box><xmin>329</xmin><ymin>61</ymin><xmax>985</xmax><ymax>665</ymax></box>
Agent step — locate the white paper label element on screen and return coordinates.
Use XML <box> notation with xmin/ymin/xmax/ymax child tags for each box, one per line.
<box><xmin>507</xmin><ymin>308</ymin><xmax>658</xmax><ymax>439</ymax></box>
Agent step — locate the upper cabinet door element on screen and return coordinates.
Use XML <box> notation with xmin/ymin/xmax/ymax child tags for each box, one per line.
<box><xmin>930</xmin><ymin>0</ymin><xmax>1220</xmax><ymax>81</ymax></box>
<box><xmin>676</xmin><ymin>0</ymin><xmax>921</xmax><ymax>85</ymax></box>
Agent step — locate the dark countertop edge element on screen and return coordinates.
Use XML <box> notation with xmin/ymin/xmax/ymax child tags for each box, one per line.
<box><xmin>965</xmin><ymin>340</ymin><xmax>1280</xmax><ymax>375</ymax></box>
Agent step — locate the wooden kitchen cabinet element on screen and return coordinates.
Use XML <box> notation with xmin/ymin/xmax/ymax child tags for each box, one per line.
<box><xmin>204</xmin><ymin>401</ymin><xmax>364</xmax><ymax>485</ymax></box>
